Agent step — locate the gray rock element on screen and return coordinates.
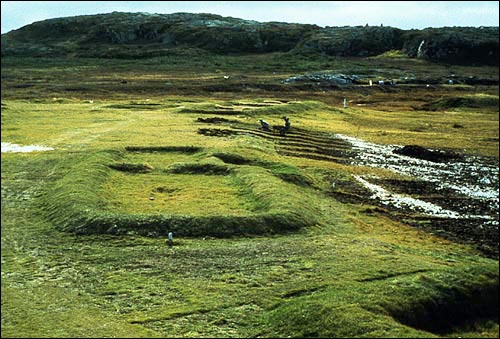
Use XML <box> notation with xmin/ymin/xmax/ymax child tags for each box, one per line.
<box><xmin>283</xmin><ymin>73</ymin><xmax>359</xmax><ymax>85</ymax></box>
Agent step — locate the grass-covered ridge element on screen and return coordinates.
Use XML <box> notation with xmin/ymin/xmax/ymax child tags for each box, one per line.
<box><xmin>1</xmin><ymin>50</ymin><xmax>498</xmax><ymax>338</ymax></box>
<box><xmin>263</xmin><ymin>265</ymin><xmax>498</xmax><ymax>338</ymax></box>
<box><xmin>40</xmin><ymin>146</ymin><xmax>321</xmax><ymax>237</ymax></box>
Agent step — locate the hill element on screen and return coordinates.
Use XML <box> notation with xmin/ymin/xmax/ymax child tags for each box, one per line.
<box><xmin>1</xmin><ymin>11</ymin><xmax>498</xmax><ymax>65</ymax></box>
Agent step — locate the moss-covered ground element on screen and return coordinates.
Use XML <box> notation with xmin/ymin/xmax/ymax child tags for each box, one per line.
<box><xmin>1</xmin><ymin>54</ymin><xmax>498</xmax><ymax>338</ymax></box>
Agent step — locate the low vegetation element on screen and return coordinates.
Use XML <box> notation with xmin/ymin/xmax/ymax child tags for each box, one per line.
<box><xmin>1</xmin><ymin>30</ymin><xmax>498</xmax><ymax>338</ymax></box>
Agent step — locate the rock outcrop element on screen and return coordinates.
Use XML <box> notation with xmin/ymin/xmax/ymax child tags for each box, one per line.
<box><xmin>1</xmin><ymin>12</ymin><xmax>498</xmax><ymax>65</ymax></box>
<box><xmin>292</xmin><ymin>26</ymin><xmax>404</xmax><ymax>57</ymax></box>
<box><xmin>402</xmin><ymin>27</ymin><xmax>499</xmax><ymax>66</ymax></box>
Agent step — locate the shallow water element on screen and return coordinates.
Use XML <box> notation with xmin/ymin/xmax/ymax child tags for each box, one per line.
<box><xmin>1</xmin><ymin>142</ymin><xmax>54</xmax><ymax>153</ymax></box>
<box><xmin>335</xmin><ymin>134</ymin><xmax>499</xmax><ymax>221</ymax></box>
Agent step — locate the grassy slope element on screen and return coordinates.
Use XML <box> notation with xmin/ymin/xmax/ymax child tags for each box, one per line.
<box><xmin>1</xmin><ymin>54</ymin><xmax>499</xmax><ymax>338</ymax></box>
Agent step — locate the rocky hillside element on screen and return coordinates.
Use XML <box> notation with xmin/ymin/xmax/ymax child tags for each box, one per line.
<box><xmin>1</xmin><ymin>12</ymin><xmax>498</xmax><ymax>65</ymax></box>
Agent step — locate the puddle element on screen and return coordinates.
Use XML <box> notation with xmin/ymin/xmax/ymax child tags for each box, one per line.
<box><xmin>1</xmin><ymin>142</ymin><xmax>54</xmax><ymax>153</ymax></box>
<box><xmin>353</xmin><ymin>175</ymin><xmax>490</xmax><ymax>220</ymax></box>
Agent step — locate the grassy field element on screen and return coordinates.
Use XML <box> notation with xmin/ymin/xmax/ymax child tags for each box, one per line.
<box><xmin>1</xmin><ymin>54</ymin><xmax>499</xmax><ymax>338</ymax></box>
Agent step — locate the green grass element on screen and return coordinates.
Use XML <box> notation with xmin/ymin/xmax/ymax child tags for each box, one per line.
<box><xmin>2</xmin><ymin>150</ymin><xmax>498</xmax><ymax>338</ymax></box>
<box><xmin>263</xmin><ymin>264</ymin><xmax>498</xmax><ymax>338</ymax></box>
<box><xmin>1</xmin><ymin>55</ymin><xmax>499</xmax><ymax>338</ymax></box>
<box><xmin>37</xmin><ymin>147</ymin><xmax>321</xmax><ymax>237</ymax></box>
<box><xmin>103</xmin><ymin>171</ymin><xmax>253</xmax><ymax>215</ymax></box>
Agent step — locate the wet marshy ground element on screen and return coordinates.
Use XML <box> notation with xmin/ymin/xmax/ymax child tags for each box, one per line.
<box><xmin>198</xmin><ymin>120</ymin><xmax>499</xmax><ymax>258</ymax></box>
<box><xmin>1</xmin><ymin>142</ymin><xmax>54</xmax><ymax>153</ymax></box>
<box><xmin>338</xmin><ymin>134</ymin><xmax>499</xmax><ymax>257</ymax></box>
